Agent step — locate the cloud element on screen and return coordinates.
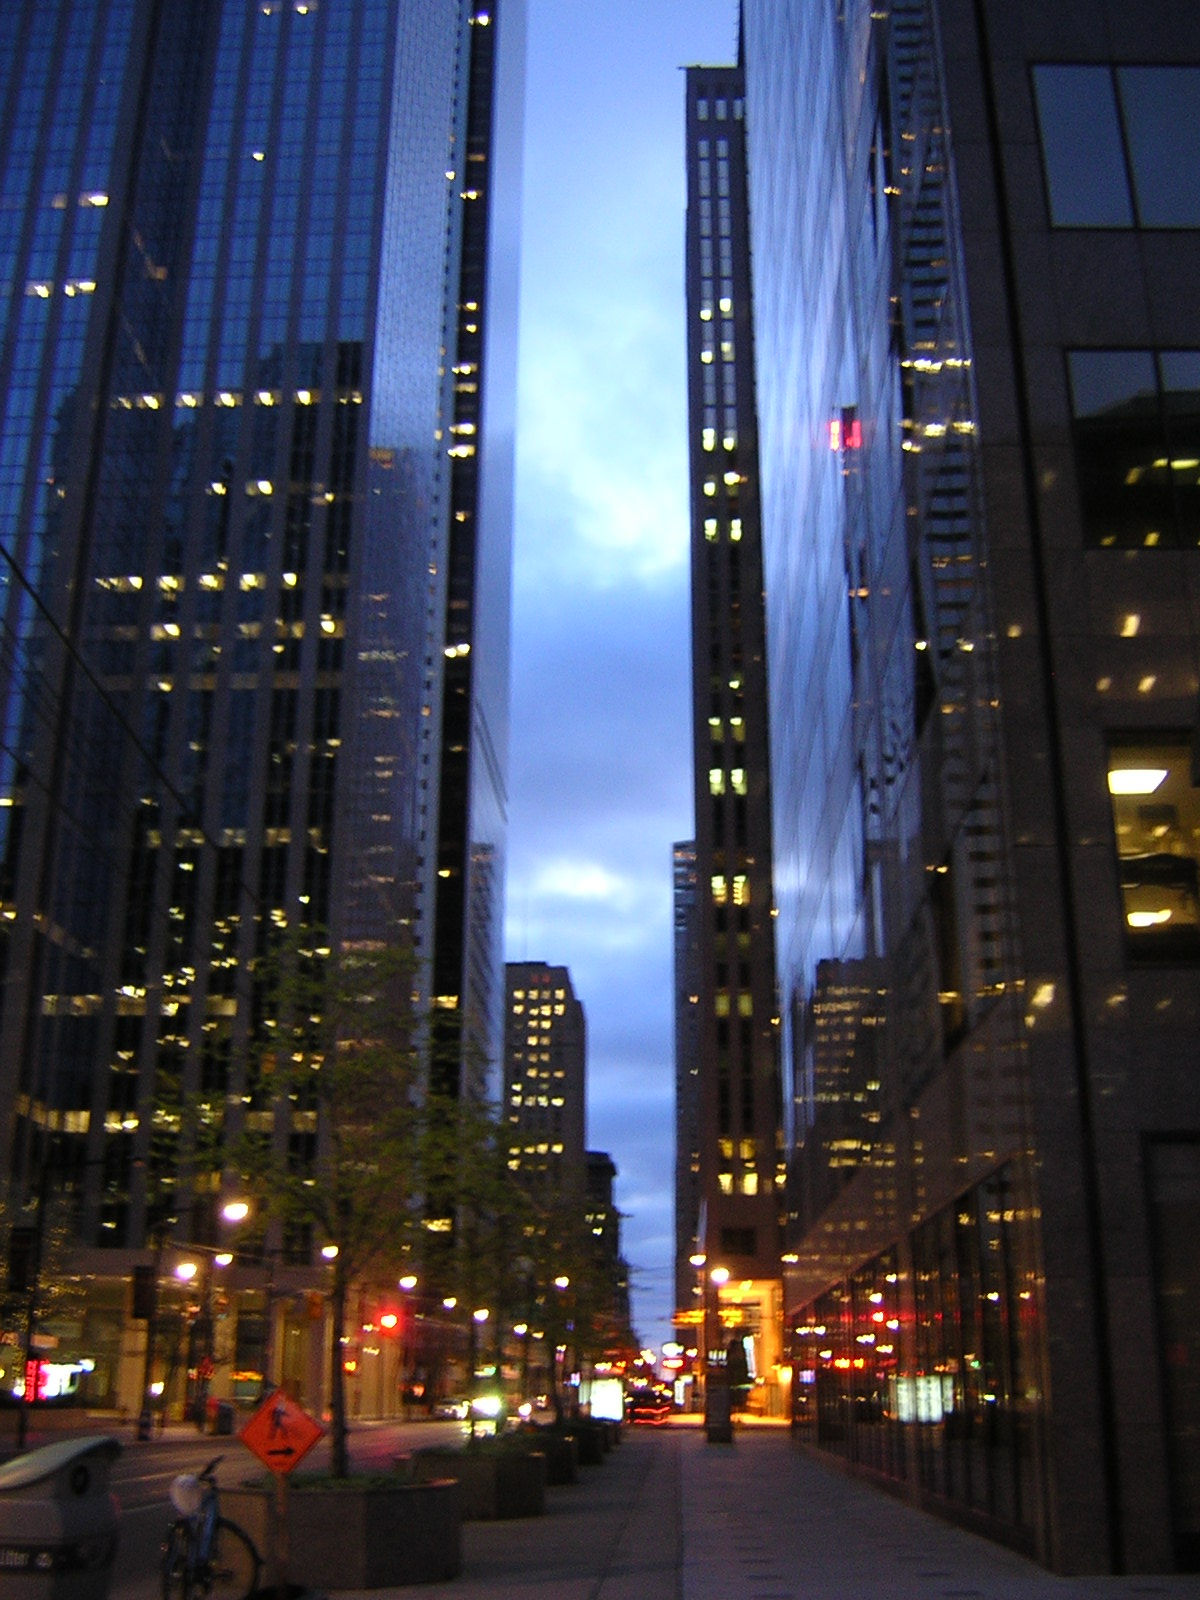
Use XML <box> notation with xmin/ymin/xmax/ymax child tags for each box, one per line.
<box><xmin>508</xmin><ymin>0</ymin><xmax>738</xmax><ymax>1347</ymax></box>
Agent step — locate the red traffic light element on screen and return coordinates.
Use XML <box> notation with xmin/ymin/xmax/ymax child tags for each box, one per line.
<box><xmin>379</xmin><ymin>1310</ymin><xmax>400</xmax><ymax>1333</ymax></box>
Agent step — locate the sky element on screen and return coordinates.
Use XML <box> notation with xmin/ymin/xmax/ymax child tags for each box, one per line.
<box><xmin>505</xmin><ymin>0</ymin><xmax>739</xmax><ymax>1357</ymax></box>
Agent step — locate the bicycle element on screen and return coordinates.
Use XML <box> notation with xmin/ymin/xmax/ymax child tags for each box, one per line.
<box><xmin>162</xmin><ymin>1454</ymin><xmax>261</xmax><ymax>1600</ymax></box>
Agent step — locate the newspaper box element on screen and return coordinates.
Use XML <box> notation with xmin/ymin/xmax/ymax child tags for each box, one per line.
<box><xmin>0</xmin><ymin>1438</ymin><xmax>121</xmax><ymax>1600</ymax></box>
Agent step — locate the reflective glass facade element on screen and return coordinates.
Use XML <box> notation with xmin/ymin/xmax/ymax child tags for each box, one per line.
<box><xmin>0</xmin><ymin>0</ymin><xmax>521</xmax><ymax>1274</ymax></box>
<box><xmin>743</xmin><ymin>0</ymin><xmax>1200</xmax><ymax>1575</ymax></box>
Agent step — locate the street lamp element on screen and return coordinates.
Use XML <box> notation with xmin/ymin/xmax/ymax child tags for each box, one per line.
<box><xmin>703</xmin><ymin>1265</ymin><xmax>734</xmax><ymax>1442</ymax></box>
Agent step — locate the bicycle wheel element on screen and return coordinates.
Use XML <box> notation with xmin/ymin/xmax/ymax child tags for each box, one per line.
<box><xmin>162</xmin><ymin>1520</ymin><xmax>192</xmax><ymax>1600</ymax></box>
<box><xmin>205</xmin><ymin>1517</ymin><xmax>260</xmax><ymax>1600</ymax></box>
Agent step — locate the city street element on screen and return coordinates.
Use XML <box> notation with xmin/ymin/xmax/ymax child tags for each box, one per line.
<box><xmin>102</xmin><ymin>1420</ymin><xmax>1200</xmax><ymax>1600</ymax></box>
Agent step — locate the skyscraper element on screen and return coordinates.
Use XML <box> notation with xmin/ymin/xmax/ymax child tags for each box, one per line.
<box><xmin>671</xmin><ymin>840</ymin><xmax>700</xmax><ymax>1318</ymax></box>
<box><xmin>0</xmin><ymin>0</ymin><xmax>522</xmax><ymax>1412</ymax></box>
<box><xmin>585</xmin><ymin>1149</ymin><xmax>633</xmax><ymax>1355</ymax></box>
<box><xmin>502</xmin><ymin>961</ymin><xmax>586</xmax><ymax>1203</ymax></box>
<box><xmin>681</xmin><ymin>62</ymin><xmax>784</xmax><ymax>1411</ymax></box>
<box><xmin>740</xmin><ymin>0</ymin><xmax>1200</xmax><ymax>1574</ymax></box>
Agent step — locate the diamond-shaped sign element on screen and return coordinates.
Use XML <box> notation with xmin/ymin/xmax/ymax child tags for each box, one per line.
<box><xmin>239</xmin><ymin>1390</ymin><xmax>324</xmax><ymax>1474</ymax></box>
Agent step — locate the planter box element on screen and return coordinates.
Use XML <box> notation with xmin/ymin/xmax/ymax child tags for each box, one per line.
<box><xmin>567</xmin><ymin>1421</ymin><xmax>608</xmax><ymax>1465</ymax></box>
<box><xmin>409</xmin><ymin>1448</ymin><xmax>546</xmax><ymax>1519</ymax></box>
<box><xmin>538</xmin><ymin>1431</ymin><xmax>579</xmax><ymax>1485</ymax></box>
<box><xmin>224</xmin><ymin>1476</ymin><xmax>461</xmax><ymax>1588</ymax></box>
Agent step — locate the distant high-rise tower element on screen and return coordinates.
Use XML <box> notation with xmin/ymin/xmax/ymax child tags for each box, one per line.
<box><xmin>586</xmin><ymin>1149</ymin><xmax>633</xmax><ymax>1352</ymax></box>
<box><xmin>502</xmin><ymin>962</ymin><xmax>586</xmax><ymax>1202</ymax></box>
<box><xmin>0</xmin><ymin>0</ymin><xmax>522</xmax><ymax>1408</ymax></box>
<box><xmin>672</xmin><ymin>841</ymin><xmax>701</xmax><ymax>1317</ymax></box>
<box><xmin>681</xmin><ymin>62</ymin><xmax>783</xmax><ymax>1402</ymax></box>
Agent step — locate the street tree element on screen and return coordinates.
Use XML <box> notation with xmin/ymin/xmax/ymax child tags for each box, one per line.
<box><xmin>234</xmin><ymin>930</ymin><xmax>423</xmax><ymax>1476</ymax></box>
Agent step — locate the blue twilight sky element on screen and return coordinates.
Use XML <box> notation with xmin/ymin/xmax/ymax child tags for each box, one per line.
<box><xmin>505</xmin><ymin>0</ymin><xmax>739</xmax><ymax>1355</ymax></box>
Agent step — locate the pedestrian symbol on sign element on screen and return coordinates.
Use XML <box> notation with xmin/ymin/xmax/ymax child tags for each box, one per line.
<box><xmin>240</xmin><ymin>1389</ymin><xmax>324</xmax><ymax>1474</ymax></box>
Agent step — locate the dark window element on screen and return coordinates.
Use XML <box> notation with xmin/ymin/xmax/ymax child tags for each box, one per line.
<box><xmin>1119</xmin><ymin>67</ymin><xmax>1200</xmax><ymax>227</ymax></box>
<box><xmin>1145</xmin><ymin>1138</ymin><xmax>1200</xmax><ymax>1565</ymax></box>
<box><xmin>1032</xmin><ymin>65</ymin><xmax>1131</xmax><ymax>226</ymax></box>
<box><xmin>1068</xmin><ymin>349</ymin><xmax>1200</xmax><ymax>548</ymax></box>
<box><xmin>1034</xmin><ymin>63</ymin><xmax>1200</xmax><ymax>229</ymax></box>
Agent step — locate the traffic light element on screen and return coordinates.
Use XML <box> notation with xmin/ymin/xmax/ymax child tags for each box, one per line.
<box><xmin>7</xmin><ymin>1225</ymin><xmax>38</xmax><ymax>1294</ymax></box>
<box><xmin>378</xmin><ymin>1309</ymin><xmax>401</xmax><ymax>1335</ymax></box>
<box><xmin>132</xmin><ymin>1263</ymin><xmax>156</xmax><ymax>1320</ymax></box>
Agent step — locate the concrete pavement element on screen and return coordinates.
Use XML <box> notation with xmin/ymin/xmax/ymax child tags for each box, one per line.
<box><xmin>324</xmin><ymin>1419</ymin><xmax>1200</xmax><ymax>1599</ymax></box>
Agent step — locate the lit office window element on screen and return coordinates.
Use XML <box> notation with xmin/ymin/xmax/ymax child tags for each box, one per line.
<box><xmin>1068</xmin><ymin>349</ymin><xmax>1200</xmax><ymax>547</ymax></box>
<box><xmin>1107</xmin><ymin>741</ymin><xmax>1200</xmax><ymax>957</ymax></box>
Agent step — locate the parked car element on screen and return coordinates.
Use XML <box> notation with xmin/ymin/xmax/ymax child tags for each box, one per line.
<box><xmin>625</xmin><ymin>1386</ymin><xmax>672</xmax><ymax>1424</ymax></box>
<box><xmin>432</xmin><ymin>1396</ymin><xmax>470</xmax><ymax>1420</ymax></box>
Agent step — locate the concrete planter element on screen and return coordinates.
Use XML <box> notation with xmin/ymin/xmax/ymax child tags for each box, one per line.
<box><xmin>408</xmin><ymin>1448</ymin><xmax>546</xmax><ymax>1519</ymax></box>
<box><xmin>224</xmin><ymin>1476</ymin><xmax>462</xmax><ymax>1588</ymax></box>
<box><xmin>567</xmin><ymin>1421</ymin><xmax>608</xmax><ymax>1465</ymax></box>
<box><xmin>537</xmin><ymin>1431</ymin><xmax>580</xmax><ymax>1485</ymax></box>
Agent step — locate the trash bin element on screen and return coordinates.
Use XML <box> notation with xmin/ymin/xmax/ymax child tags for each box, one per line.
<box><xmin>213</xmin><ymin>1402</ymin><xmax>234</xmax><ymax>1437</ymax></box>
<box><xmin>0</xmin><ymin>1437</ymin><xmax>121</xmax><ymax>1600</ymax></box>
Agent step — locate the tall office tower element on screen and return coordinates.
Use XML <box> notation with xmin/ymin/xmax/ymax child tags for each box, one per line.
<box><xmin>429</xmin><ymin>0</ymin><xmax>524</xmax><ymax>1099</ymax></box>
<box><xmin>671</xmin><ymin>841</ymin><xmax>701</xmax><ymax>1318</ymax></box>
<box><xmin>585</xmin><ymin>1149</ymin><xmax>633</xmax><ymax>1351</ymax></box>
<box><xmin>682</xmin><ymin>64</ymin><xmax>784</xmax><ymax>1408</ymax></box>
<box><xmin>0</xmin><ymin>0</ymin><xmax>521</xmax><ymax>1405</ymax></box>
<box><xmin>741</xmin><ymin>0</ymin><xmax>1200</xmax><ymax>1574</ymax></box>
<box><xmin>502</xmin><ymin>963</ymin><xmax>586</xmax><ymax>1203</ymax></box>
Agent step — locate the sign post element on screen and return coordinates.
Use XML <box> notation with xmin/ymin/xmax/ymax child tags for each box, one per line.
<box><xmin>240</xmin><ymin>1390</ymin><xmax>324</xmax><ymax>1598</ymax></box>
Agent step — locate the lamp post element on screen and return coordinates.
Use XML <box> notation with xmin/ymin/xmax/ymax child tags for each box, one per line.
<box><xmin>397</xmin><ymin>1274</ymin><xmax>417</xmax><ymax>1412</ymax></box>
<box><xmin>705</xmin><ymin>1265</ymin><xmax>732</xmax><ymax>1443</ymax></box>
<box><xmin>221</xmin><ymin>1197</ymin><xmax>280</xmax><ymax>1399</ymax></box>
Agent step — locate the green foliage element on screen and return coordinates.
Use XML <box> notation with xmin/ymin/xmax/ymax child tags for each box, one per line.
<box><xmin>0</xmin><ymin>1193</ymin><xmax>87</xmax><ymax>1347</ymax></box>
<box><xmin>233</xmin><ymin>931</ymin><xmax>424</xmax><ymax>1283</ymax></box>
<box><xmin>230</xmin><ymin>930</ymin><xmax>426</xmax><ymax>1474</ymax></box>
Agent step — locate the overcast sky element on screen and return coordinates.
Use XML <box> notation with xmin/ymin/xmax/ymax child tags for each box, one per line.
<box><xmin>505</xmin><ymin>0</ymin><xmax>738</xmax><ymax>1355</ymax></box>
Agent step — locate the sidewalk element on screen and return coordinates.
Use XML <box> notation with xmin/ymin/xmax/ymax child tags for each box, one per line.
<box><xmin>327</xmin><ymin>1420</ymin><xmax>1200</xmax><ymax>1600</ymax></box>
